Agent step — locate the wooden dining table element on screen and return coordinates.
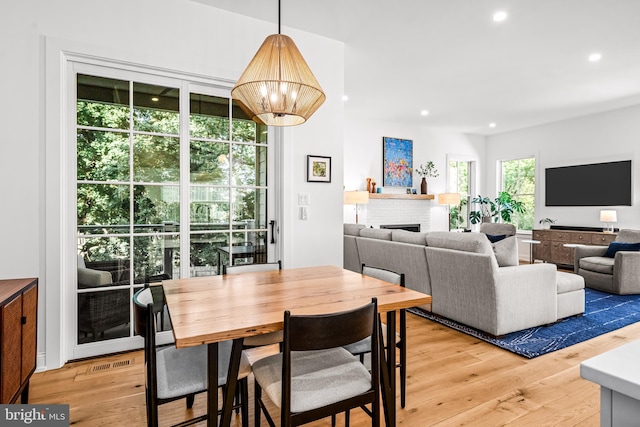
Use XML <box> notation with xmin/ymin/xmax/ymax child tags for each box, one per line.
<box><xmin>163</xmin><ymin>265</ymin><xmax>432</xmax><ymax>427</ymax></box>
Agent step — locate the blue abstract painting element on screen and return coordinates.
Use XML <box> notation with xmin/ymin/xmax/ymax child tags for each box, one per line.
<box><xmin>383</xmin><ymin>137</ymin><xmax>413</xmax><ymax>187</ymax></box>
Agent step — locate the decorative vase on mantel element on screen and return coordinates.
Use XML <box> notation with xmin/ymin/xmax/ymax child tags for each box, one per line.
<box><xmin>420</xmin><ymin>177</ymin><xmax>427</xmax><ymax>194</ymax></box>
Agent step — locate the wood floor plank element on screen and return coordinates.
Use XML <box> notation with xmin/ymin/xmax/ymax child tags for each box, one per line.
<box><xmin>29</xmin><ymin>312</ymin><xmax>640</xmax><ymax>426</ymax></box>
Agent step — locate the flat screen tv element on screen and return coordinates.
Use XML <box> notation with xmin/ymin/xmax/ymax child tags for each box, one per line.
<box><xmin>545</xmin><ymin>160</ymin><xmax>632</xmax><ymax>206</ymax></box>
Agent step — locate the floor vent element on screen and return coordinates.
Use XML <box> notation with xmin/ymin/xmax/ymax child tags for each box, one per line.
<box><xmin>113</xmin><ymin>360</ymin><xmax>131</xmax><ymax>368</ymax></box>
<box><xmin>88</xmin><ymin>358</ymin><xmax>133</xmax><ymax>375</ymax></box>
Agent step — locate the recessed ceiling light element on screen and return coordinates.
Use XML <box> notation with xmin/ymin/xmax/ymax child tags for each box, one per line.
<box><xmin>493</xmin><ymin>11</ymin><xmax>507</xmax><ymax>22</ymax></box>
<box><xmin>342</xmin><ymin>95</ymin><xmax>349</xmax><ymax>101</ymax></box>
<box><xmin>489</xmin><ymin>122</ymin><xmax>497</xmax><ymax>128</ymax></box>
<box><xmin>420</xmin><ymin>110</ymin><xmax>429</xmax><ymax>116</ymax></box>
<box><xmin>151</xmin><ymin>97</ymin><xmax>159</xmax><ymax>102</ymax></box>
<box><xmin>588</xmin><ymin>52</ymin><xmax>602</xmax><ymax>62</ymax></box>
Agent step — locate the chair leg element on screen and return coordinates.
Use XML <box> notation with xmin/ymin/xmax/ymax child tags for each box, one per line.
<box><xmin>241</xmin><ymin>378</ymin><xmax>249</xmax><ymax>427</ymax></box>
<box><xmin>186</xmin><ymin>393</ymin><xmax>195</xmax><ymax>409</ymax></box>
<box><xmin>254</xmin><ymin>382</ymin><xmax>262</xmax><ymax>427</ymax></box>
<box><xmin>235</xmin><ymin>382</ymin><xmax>241</xmax><ymax>414</ymax></box>
<box><xmin>400</xmin><ymin>308</ymin><xmax>407</xmax><ymax>408</ymax></box>
<box><xmin>147</xmin><ymin>390</ymin><xmax>158</xmax><ymax>427</ymax></box>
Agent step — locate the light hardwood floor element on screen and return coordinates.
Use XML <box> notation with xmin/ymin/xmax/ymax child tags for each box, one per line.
<box><xmin>30</xmin><ymin>311</ymin><xmax>640</xmax><ymax>426</ymax></box>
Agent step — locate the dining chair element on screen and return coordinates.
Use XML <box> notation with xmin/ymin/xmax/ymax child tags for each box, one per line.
<box><xmin>223</xmin><ymin>261</ymin><xmax>284</xmax><ymax>349</ymax></box>
<box><xmin>252</xmin><ymin>298</ymin><xmax>381</xmax><ymax>427</ymax></box>
<box><xmin>133</xmin><ymin>287</ymin><xmax>252</xmax><ymax>427</ymax></box>
<box><xmin>343</xmin><ymin>264</ymin><xmax>407</xmax><ymax>408</ymax></box>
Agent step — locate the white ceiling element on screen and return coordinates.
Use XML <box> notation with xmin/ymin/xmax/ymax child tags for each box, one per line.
<box><xmin>191</xmin><ymin>0</ymin><xmax>640</xmax><ymax>135</ymax></box>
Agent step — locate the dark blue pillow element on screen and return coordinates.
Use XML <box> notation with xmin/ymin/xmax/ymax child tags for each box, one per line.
<box><xmin>486</xmin><ymin>234</ymin><xmax>507</xmax><ymax>243</ymax></box>
<box><xmin>604</xmin><ymin>242</ymin><xmax>640</xmax><ymax>258</ymax></box>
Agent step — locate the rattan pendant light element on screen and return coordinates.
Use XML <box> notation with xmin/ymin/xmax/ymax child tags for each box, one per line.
<box><xmin>231</xmin><ymin>0</ymin><xmax>326</xmax><ymax>126</ymax></box>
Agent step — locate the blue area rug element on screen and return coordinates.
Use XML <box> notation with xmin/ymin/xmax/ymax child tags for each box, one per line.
<box><xmin>408</xmin><ymin>288</ymin><xmax>640</xmax><ymax>358</ymax></box>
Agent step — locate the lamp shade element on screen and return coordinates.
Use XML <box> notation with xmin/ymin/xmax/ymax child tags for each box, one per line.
<box><xmin>438</xmin><ymin>193</ymin><xmax>461</xmax><ymax>205</ymax></box>
<box><xmin>600</xmin><ymin>210</ymin><xmax>617</xmax><ymax>222</ymax></box>
<box><xmin>344</xmin><ymin>191</ymin><xmax>370</xmax><ymax>205</ymax></box>
<box><xmin>231</xmin><ymin>34</ymin><xmax>326</xmax><ymax>127</ymax></box>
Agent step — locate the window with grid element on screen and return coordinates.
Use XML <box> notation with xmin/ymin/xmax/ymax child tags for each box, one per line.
<box><xmin>499</xmin><ymin>157</ymin><xmax>535</xmax><ymax>231</ymax></box>
<box><xmin>75</xmin><ymin>72</ymin><xmax>268</xmax><ymax>345</ymax></box>
<box><xmin>448</xmin><ymin>160</ymin><xmax>471</xmax><ymax>230</ymax></box>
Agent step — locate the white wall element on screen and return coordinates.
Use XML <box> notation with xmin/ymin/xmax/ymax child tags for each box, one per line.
<box><xmin>0</xmin><ymin>0</ymin><xmax>344</xmax><ymax>369</ymax></box>
<box><xmin>486</xmin><ymin>105</ymin><xmax>640</xmax><ymax>231</ymax></box>
<box><xmin>343</xmin><ymin>116</ymin><xmax>486</xmax><ymax>230</ymax></box>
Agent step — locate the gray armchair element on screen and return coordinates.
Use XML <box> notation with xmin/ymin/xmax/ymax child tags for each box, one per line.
<box><xmin>574</xmin><ymin>229</ymin><xmax>640</xmax><ymax>294</ymax></box>
<box><xmin>77</xmin><ymin>256</ymin><xmax>130</xmax><ymax>341</ymax></box>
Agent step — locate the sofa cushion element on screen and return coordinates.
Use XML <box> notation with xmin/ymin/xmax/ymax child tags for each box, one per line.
<box><xmin>579</xmin><ymin>256</ymin><xmax>615</xmax><ymax>274</ymax></box>
<box><xmin>344</xmin><ymin>223</ymin><xmax>366</xmax><ymax>236</ymax></box>
<box><xmin>391</xmin><ymin>229</ymin><xmax>428</xmax><ymax>245</ymax></box>
<box><xmin>604</xmin><ymin>242</ymin><xmax>640</xmax><ymax>258</ymax></box>
<box><xmin>491</xmin><ymin>236</ymin><xmax>519</xmax><ymax>267</ymax></box>
<box><xmin>359</xmin><ymin>228</ymin><xmax>392</xmax><ymax>241</ymax></box>
<box><xmin>616</xmin><ymin>229</ymin><xmax>640</xmax><ymax>243</ymax></box>
<box><xmin>486</xmin><ymin>234</ymin><xmax>506</xmax><ymax>243</ymax></box>
<box><xmin>426</xmin><ymin>232</ymin><xmax>495</xmax><ymax>257</ymax></box>
<box><xmin>480</xmin><ymin>223</ymin><xmax>516</xmax><ymax>237</ymax></box>
<box><xmin>556</xmin><ymin>271</ymin><xmax>585</xmax><ymax>294</ymax></box>
<box><xmin>78</xmin><ymin>267</ymin><xmax>113</xmax><ymax>287</ymax></box>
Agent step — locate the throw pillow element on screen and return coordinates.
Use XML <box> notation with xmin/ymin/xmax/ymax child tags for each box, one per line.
<box><xmin>486</xmin><ymin>234</ymin><xmax>507</xmax><ymax>243</ymax></box>
<box><xmin>604</xmin><ymin>242</ymin><xmax>640</xmax><ymax>258</ymax></box>
<box><xmin>491</xmin><ymin>236</ymin><xmax>519</xmax><ymax>267</ymax></box>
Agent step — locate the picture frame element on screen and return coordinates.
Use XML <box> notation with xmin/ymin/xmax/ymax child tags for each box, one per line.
<box><xmin>383</xmin><ymin>137</ymin><xmax>413</xmax><ymax>187</ymax></box>
<box><xmin>306</xmin><ymin>155</ymin><xmax>332</xmax><ymax>183</ymax></box>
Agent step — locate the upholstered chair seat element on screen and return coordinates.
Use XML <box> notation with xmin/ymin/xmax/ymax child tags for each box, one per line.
<box><xmin>252</xmin><ymin>348</ymin><xmax>371</xmax><ymax>413</ymax></box>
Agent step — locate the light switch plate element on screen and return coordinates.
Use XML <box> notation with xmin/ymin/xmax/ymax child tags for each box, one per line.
<box><xmin>298</xmin><ymin>193</ymin><xmax>310</xmax><ymax>206</ymax></box>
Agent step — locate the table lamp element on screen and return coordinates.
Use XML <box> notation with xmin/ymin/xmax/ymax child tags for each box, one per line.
<box><xmin>438</xmin><ymin>193</ymin><xmax>462</xmax><ymax>231</ymax></box>
<box><xmin>343</xmin><ymin>191</ymin><xmax>369</xmax><ymax>224</ymax></box>
<box><xmin>600</xmin><ymin>210</ymin><xmax>617</xmax><ymax>234</ymax></box>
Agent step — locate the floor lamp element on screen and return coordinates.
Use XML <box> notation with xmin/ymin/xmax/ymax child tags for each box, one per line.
<box><xmin>344</xmin><ymin>191</ymin><xmax>369</xmax><ymax>224</ymax></box>
<box><xmin>438</xmin><ymin>193</ymin><xmax>461</xmax><ymax>231</ymax></box>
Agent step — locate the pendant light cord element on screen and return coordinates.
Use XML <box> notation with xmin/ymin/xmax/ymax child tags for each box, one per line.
<box><xmin>278</xmin><ymin>0</ymin><xmax>281</xmax><ymax>34</ymax></box>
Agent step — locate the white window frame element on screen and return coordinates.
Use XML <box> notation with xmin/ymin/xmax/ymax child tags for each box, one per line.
<box><xmin>446</xmin><ymin>154</ymin><xmax>479</xmax><ymax>227</ymax></box>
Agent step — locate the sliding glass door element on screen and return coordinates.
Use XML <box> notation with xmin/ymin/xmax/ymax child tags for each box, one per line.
<box><xmin>72</xmin><ymin>64</ymin><xmax>270</xmax><ymax>357</ymax></box>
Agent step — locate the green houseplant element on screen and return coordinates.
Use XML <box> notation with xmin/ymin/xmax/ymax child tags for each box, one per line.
<box><xmin>470</xmin><ymin>191</ymin><xmax>526</xmax><ymax>224</ymax></box>
<box><xmin>449</xmin><ymin>198</ymin><xmax>467</xmax><ymax>230</ymax></box>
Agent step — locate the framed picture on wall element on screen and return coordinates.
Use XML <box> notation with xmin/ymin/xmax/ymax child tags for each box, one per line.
<box><xmin>383</xmin><ymin>136</ymin><xmax>413</xmax><ymax>187</ymax></box>
<box><xmin>307</xmin><ymin>155</ymin><xmax>332</xmax><ymax>183</ymax></box>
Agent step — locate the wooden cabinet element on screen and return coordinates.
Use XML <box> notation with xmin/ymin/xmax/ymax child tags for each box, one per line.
<box><xmin>532</xmin><ymin>229</ymin><xmax>615</xmax><ymax>268</ymax></box>
<box><xmin>0</xmin><ymin>278</ymin><xmax>38</xmax><ymax>404</ymax></box>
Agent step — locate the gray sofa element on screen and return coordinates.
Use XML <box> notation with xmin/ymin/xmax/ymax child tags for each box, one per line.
<box><xmin>574</xmin><ymin>229</ymin><xmax>640</xmax><ymax>294</ymax></box>
<box><xmin>344</xmin><ymin>224</ymin><xmax>585</xmax><ymax>336</ymax></box>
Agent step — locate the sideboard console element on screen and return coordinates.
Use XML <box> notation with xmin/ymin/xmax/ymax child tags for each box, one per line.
<box><xmin>532</xmin><ymin>228</ymin><xmax>616</xmax><ymax>268</ymax></box>
<box><xmin>0</xmin><ymin>278</ymin><xmax>38</xmax><ymax>404</ymax></box>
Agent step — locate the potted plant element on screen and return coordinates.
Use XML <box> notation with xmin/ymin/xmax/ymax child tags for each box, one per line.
<box><xmin>539</xmin><ymin>217</ymin><xmax>556</xmax><ymax>230</ymax></box>
<box><xmin>415</xmin><ymin>161</ymin><xmax>439</xmax><ymax>194</ymax></box>
<box><xmin>470</xmin><ymin>191</ymin><xmax>526</xmax><ymax>224</ymax></box>
<box><xmin>449</xmin><ymin>198</ymin><xmax>468</xmax><ymax>230</ymax></box>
